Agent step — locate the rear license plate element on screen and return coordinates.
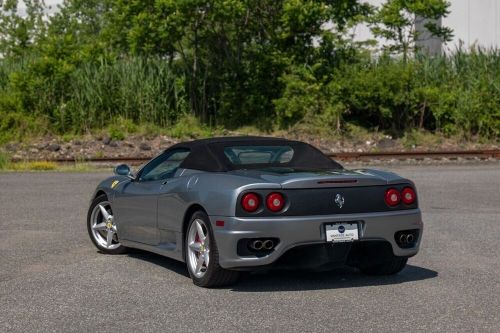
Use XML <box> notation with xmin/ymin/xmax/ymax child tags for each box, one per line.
<box><xmin>325</xmin><ymin>223</ymin><xmax>359</xmax><ymax>243</ymax></box>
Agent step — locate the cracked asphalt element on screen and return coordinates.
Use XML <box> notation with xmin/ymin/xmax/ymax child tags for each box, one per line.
<box><xmin>1</xmin><ymin>163</ymin><xmax>499</xmax><ymax>332</ymax></box>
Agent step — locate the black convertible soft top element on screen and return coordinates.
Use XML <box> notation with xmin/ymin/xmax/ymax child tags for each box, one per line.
<box><xmin>169</xmin><ymin>136</ymin><xmax>343</xmax><ymax>172</ymax></box>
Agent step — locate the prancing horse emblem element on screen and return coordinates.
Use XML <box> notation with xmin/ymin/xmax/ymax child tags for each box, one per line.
<box><xmin>335</xmin><ymin>194</ymin><xmax>345</xmax><ymax>208</ymax></box>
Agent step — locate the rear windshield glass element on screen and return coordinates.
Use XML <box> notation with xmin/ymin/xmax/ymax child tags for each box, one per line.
<box><xmin>223</xmin><ymin>146</ymin><xmax>294</xmax><ymax>165</ymax></box>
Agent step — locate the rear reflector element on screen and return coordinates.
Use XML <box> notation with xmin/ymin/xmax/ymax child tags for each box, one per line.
<box><xmin>401</xmin><ymin>187</ymin><xmax>416</xmax><ymax>204</ymax></box>
<box><xmin>215</xmin><ymin>220</ymin><xmax>225</xmax><ymax>227</ymax></box>
<box><xmin>385</xmin><ymin>188</ymin><xmax>401</xmax><ymax>206</ymax></box>
<box><xmin>241</xmin><ymin>193</ymin><xmax>260</xmax><ymax>212</ymax></box>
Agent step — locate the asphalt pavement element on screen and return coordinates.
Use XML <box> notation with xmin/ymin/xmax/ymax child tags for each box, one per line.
<box><xmin>1</xmin><ymin>163</ymin><xmax>499</xmax><ymax>332</ymax></box>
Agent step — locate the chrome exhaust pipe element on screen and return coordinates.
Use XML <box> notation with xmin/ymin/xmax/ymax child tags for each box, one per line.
<box><xmin>399</xmin><ymin>234</ymin><xmax>407</xmax><ymax>244</ymax></box>
<box><xmin>406</xmin><ymin>234</ymin><xmax>414</xmax><ymax>243</ymax></box>
<box><xmin>251</xmin><ymin>240</ymin><xmax>263</xmax><ymax>250</ymax></box>
<box><xmin>262</xmin><ymin>240</ymin><xmax>274</xmax><ymax>250</ymax></box>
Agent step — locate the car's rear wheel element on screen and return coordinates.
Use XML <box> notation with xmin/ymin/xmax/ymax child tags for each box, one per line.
<box><xmin>185</xmin><ymin>211</ymin><xmax>239</xmax><ymax>287</ymax></box>
<box><xmin>359</xmin><ymin>256</ymin><xmax>408</xmax><ymax>275</ymax></box>
<box><xmin>87</xmin><ymin>194</ymin><xmax>127</xmax><ymax>254</ymax></box>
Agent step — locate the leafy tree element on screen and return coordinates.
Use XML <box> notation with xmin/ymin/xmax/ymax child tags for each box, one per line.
<box><xmin>43</xmin><ymin>0</ymin><xmax>113</xmax><ymax>63</ymax></box>
<box><xmin>370</xmin><ymin>0</ymin><xmax>453</xmax><ymax>62</ymax></box>
<box><xmin>95</xmin><ymin>0</ymin><xmax>373</xmax><ymax>126</ymax></box>
<box><xmin>0</xmin><ymin>0</ymin><xmax>46</xmax><ymax>58</ymax></box>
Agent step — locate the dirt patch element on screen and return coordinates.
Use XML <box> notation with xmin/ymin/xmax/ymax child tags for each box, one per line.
<box><xmin>4</xmin><ymin>135</ymin><xmax>179</xmax><ymax>161</ymax></box>
<box><xmin>2</xmin><ymin>133</ymin><xmax>498</xmax><ymax>161</ymax></box>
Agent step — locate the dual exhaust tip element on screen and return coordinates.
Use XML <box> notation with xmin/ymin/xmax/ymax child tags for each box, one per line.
<box><xmin>399</xmin><ymin>233</ymin><xmax>415</xmax><ymax>244</ymax></box>
<box><xmin>250</xmin><ymin>239</ymin><xmax>275</xmax><ymax>251</ymax></box>
<box><xmin>395</xmin><ymin>229</ymin><xmax>419</xmax><ymax>248</ymax></box>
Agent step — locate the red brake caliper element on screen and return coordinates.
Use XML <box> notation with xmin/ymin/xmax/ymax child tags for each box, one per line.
<box><xmin>194</xmin><ymin>233</ymin><xmax>201</xmax><ymax>258</ymax></box>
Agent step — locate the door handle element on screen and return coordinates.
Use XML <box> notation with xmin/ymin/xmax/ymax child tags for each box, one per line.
<box><xmin>161</xmin><ymin>180</ymin><xmax>170</xmax><ymax>185</ymax></box>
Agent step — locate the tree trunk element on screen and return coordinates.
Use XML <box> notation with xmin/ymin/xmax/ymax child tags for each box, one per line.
<box><xmin>419</xmin><ymin>101</ymin><xmax>426</xmax><ymax>129</ymax></box>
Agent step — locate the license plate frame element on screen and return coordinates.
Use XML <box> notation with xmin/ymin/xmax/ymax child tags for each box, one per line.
<box><xmin>325</xmin><ymin>222</ymin><xmax>359</xmax><ymax>243</ymax></box>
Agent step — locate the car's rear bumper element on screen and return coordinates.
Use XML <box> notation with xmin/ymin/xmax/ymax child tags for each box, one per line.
<box><xmin>209</xmin><ymin>209</ymin><xmax>423</xmax><ymax>269</ymax></box>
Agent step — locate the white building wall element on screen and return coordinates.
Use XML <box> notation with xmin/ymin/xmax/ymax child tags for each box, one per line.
<box><xmin>444</xmin><ymin>0</ymin><xmax>500</xmax><ymax>52</ymax></box>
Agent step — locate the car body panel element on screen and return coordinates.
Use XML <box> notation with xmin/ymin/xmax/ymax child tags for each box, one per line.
<box><xmin>113</xmin><ymin>179</ymin><xmax>163</xmax><ymax>245</ymax></box>
<box><xmin>209</xmin><ymin>209</ymin><xmax>423</xmax><ymax>269</ymax></box>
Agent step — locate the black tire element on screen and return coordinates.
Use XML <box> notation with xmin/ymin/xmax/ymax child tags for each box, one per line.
<box><xmin>87</xmin><ymin>194</ymin><xmax>127</xmax><ymax>254</ymax></box>
<box><xmin>185</xmin><ymin>211</ymin><xmax>239</xmax><ymax>288</ymax></box>
<box><xmin>360</xmin><ymin>256</ymin><xmax>408</xmax><ymax>275</ymax></box>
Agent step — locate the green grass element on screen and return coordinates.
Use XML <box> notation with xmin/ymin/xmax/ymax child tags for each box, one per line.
<box><xmin>97</xmin><ymin>114</ymin><xmax>224</xmax><ymax>141</ymax></box>
<box><xmin>401</xmin><ymin>129</ymin><xmax>444</xmax><ymax>149</ymax></box>
<box><xmin>165</xmin><ymin>114</ymin><xmax>223</xmax><ymax>139</ymax></box>
<box><xmin>0</xmin><ymin>154</ymin><xmax>103</xmax><ymax>172</ymax></box>
<box><xmin>0</xmin><ymin>151</ymin><xmax>9</xmax><ymax>170</ymax></box>
<box><xmin>18</xmin><ymin>161</ymin><xmax>57</xmax><ymax>170</ymax></box>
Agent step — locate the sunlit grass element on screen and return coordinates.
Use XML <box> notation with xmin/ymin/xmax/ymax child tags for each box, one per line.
<box><xmin>13</xmin><ymin>161</ymin><xmax>58</xmax><ymax>171</ymax></box>
<box><xmin>0</xmin><ymin>156</ymin><xmax>104</xmax><ymax>172</ymax></box>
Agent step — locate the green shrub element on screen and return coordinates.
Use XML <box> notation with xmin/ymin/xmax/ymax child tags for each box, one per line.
<box><xmin>106</xmin><ymin>118</ymin><xmax>139</xmax><ymax>141</ymax></box>
<box><xmin>167</xmin><ymin>114</ymin><xmax>219</xmax><ymax>139</ymax></box>
<box><xmin>0</xmin><ymin>111</ymin><xmax>48</xmax><ymax>143</ymax></box>
<box><xmin>275</xmin><ymin>51</ymin><xmax>499</xmax><ymax>140</ymax></box>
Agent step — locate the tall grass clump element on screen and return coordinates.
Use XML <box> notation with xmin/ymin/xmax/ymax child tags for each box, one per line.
<box><xmin>0</xmin><ymin>56</ymin><xmax>189</xmax><ymax>138</ymax></box>
<box><xmin>434</xmin><ymin>47</ymin><xmax>500</xmax><ymax>138</ymax></box>
<box><xmin>65</xmin><ymin>58</ymin><xmax>188</xmax><ymax>132</ymax></box>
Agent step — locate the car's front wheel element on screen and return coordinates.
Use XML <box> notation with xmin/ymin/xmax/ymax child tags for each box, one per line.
<box><xmin>87</xmin><ymin>194</ymin><xmax>127</xmax><ymax>254</ymax></box>
<box><xmin>185</xmin><ymin>211</ymin><xmax>239</xmax><ymax>287</ymax></box>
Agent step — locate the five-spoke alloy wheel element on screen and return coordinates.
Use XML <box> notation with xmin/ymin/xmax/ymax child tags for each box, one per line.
<box><xmin>187</xmin><ymin>218</ymin><xmax>211</xmax><ymax>278</ymax></box>
<box><xmin>185</xmin><ymin>211</ymin><xmax>239</xmax><ymax>287</ymax></box>
<box><xmin>87</xmin><ymin>194</ymin><xmax>127</xmax><ymax>254</ymax></box>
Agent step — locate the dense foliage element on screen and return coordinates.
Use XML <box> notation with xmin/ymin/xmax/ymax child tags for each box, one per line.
<box><xmin>0</xmin><ymin>0</ymin><xmax>498</xmax><ymax>142</ymax></box>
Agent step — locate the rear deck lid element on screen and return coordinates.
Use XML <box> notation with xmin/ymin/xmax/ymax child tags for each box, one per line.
<box><xmin>230</xmin><ymin>168</ymin><xmax>402</xmax><ymax>188</ymax></box>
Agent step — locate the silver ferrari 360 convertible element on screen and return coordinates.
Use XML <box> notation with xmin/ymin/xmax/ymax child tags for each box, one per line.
<box><xmin>87</xmin><ymin>137</ymin><xmax>423</xmax><ymax>287</ymax></box>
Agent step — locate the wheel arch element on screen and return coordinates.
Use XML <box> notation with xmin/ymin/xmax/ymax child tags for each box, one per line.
<box><xmin>94</xmin><ymin>190</ymin><xmax>107</xmax><ymax>199</ymax></box>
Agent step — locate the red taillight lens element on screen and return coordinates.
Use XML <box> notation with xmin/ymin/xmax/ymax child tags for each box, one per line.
<box><xmin>385</xmin><ymin>188</ymin><xmax>401</xmax><ymax>206</ymax></box>
<box><xmin>241</xmin><ymin>193</ymin><xmax>260</xmax><ymax>212</ymax></box>
<box><xmin>266</xmin><ymin>192</ymin><xmax>285</xmax><ymax>212</ymax></box>
<box><xmin>401</xmin><ymin>187</ymin><xmax>416</xmax><ymax>204</ymax></box>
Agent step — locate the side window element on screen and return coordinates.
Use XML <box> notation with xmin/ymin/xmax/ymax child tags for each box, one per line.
<box><xmin>139</xmin><ymin>149</ymin><xmax>190</xmax><ymax>181</ymax></box>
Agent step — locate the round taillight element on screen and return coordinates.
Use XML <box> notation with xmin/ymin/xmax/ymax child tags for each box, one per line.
<box><xmin>241</xmin><ymin>193</ymin><xmax>260</xmax><ymax>212</ymax></box>
<box><xmin>401</xmin><ymin>187</ymin><xmax>416</xmax><ymax>205</ymax></box>
<box><xmin>266</xmin><ymin>192</ymin><xmax>285</xmax><ymax>212</ymax></box>
<box><xmin>385</xmin><ymin>188</ymin><xmax>401</xmax><ymax>206</ymax></box>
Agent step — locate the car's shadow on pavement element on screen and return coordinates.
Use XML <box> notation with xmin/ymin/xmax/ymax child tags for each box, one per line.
<box><xmin>127</xmin><ymin>249</ymin><xmax>189</xmax><ymax>277</ymax></box>
<box><xmin>127</xmin><ymin>249</ymin><xmax>437</xmax><ymax>291</ymax></box>
<box><xmin>231</xmin><ymin>265</ymin><xmax>438</xmax><ymax>292</ymax></box>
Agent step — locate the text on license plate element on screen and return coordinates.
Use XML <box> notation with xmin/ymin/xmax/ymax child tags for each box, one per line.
<box><xmin>325</xmin><ymin>223</ymin><xmax>359</xmax><ymax>243</ymax></box>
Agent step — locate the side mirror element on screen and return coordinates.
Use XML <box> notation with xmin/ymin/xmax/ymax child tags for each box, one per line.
<box><xmin>114</xmin><ymin>164</ymin><xmax>134</xmax><ymax>179</ymax></box>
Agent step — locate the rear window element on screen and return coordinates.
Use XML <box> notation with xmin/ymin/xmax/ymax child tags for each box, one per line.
<box><xmin>223</xmin><ymin>146</ymin><xmax>294</xmax><ymax>165</ymax></box>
